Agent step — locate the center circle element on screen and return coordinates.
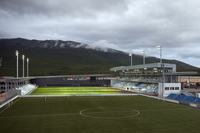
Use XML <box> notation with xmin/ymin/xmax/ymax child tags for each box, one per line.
<box><xmin>80</xmin><ymin>107</ymin><xmax>140</xmax><ymax>119</ymax></box>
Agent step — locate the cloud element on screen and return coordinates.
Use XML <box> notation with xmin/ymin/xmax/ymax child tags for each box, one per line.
<box><xmin>0</xmin><ymin>0</ymin><xmax>200</xmax><ymax>66</ymax></box>
<box><xmin>90</xmin><ymin>40</ymin><xmax>121</xmax><ymax>51</ymax></box>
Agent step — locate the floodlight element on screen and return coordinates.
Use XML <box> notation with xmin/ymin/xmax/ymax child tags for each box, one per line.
<box><xmin>16</xmin><ymin>50</ymin><xmax>19</xmax><ymax>78</ymax></box>
<box><xmin>27</xmin><ymin>58</ymin><xmax>29</xmax><ymax>77</ymax></box>
<box><xmin>129</xmin><ymin>53</ymin><xmax>132</xmax><ymax>66</ymax></box>
<box><xmin>155</xmin><ymin>45</ymin><xmax>162</xmax><ymax>64</ymax></box>
<box><xmin>22</xmin><ymin>55</ymin><xmax>25</xmax><ymax>60</ymax></box>
<box><xmin>141</xmin><ymin>50</ymin><xmax>145</xmax><ymax>65</ymax></box>
<box><xmin>16</xmin><ymin>50</ymin><xmax>19</xmax><ymax>56</ymax></box>
<box><xmin>22</xmin><ymin>55</ymin><xmax>25</xmax><ymax>77</ymax></box>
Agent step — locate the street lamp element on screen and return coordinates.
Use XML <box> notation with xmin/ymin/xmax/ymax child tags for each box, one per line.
<box><xmin>141</xmin><ymin>50</ymin><xmax>145</xmax><ymax>65</ymax></box>
<box><xmin>27</xmin><ymin>58</ymin><xmax>29</xmax><ymax>77</ymax></box>
<box><xmin>16</xmin><ymin>50</ymin><xmax>19</xmax><ymax>78</ymax></box>
<box><xmin>129</xmin><ymin>53</ymin><xmax>132</xmax><ymax>66</ymax></box>
<box><xmin>22</xmin><ymin>55</ymin><xmax>25</xmax><ymax>78</ymax></box>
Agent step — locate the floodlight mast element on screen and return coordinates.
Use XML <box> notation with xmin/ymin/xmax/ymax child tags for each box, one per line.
<box><xmin>129</xmin><ymin>53</ymin><xmax>132</xmax><ymax>66</ymax></box>
<box><xmin>27</xmin><ymin>58</ymin><xmax>29</xmax><ymax>77</ymax></box>
<box><xmin>142</xmin><ymin>50</ymin><xmax>145</xmax><ymax>65</ymax></box>
<box><xmin>16</xmin><ymin>50</ymin><xmax>19</xmax><ymax>78</ymax></box>
<box><xmin>156</xmin><ymin>45</ymin><xmax>164</xmax><ymax>98</ymax></box>
<box><xmin>156</xmin><ymin>45</ymin><xmax>162</xmax><ymax>64</ymax></box>
<box><xmin>22</xmin><ymin>55</ymin><xmax>25</xmax><ymax>78</ymax></box>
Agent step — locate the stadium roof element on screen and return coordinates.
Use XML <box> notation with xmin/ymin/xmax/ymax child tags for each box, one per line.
<box><xmin>164</xmin><ymin>72</ymin><xmax>198</xmax><ymax>76</ymax></box>
<box><xmin>110</xmin><ymin>63</ymin><xmax>176</xmax><ymax>72</ymax></box>
<box><xmin>0</xmin><ymin>74</ymin><xmax>111</xmax><ymax>80</ymax></box>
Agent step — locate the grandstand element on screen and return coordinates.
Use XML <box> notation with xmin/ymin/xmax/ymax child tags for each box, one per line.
<box><xmin>0</xmin><ymin>77</ymin><xmax>36</xmax><ymax>103</ymax></box>
<box><xmin>110</xmin><ymin>63</ymin><xmax>197</xmax><ymax>97</ymax></box>
<box><xmin>167</xmin><ymin>93</ymin><xmax>200</xmax><ymax>106</ymax></box>
<box><xmin>16</xmin><ymin>84</ymin><xmax>37</xmax><ymax>95</ymax></box>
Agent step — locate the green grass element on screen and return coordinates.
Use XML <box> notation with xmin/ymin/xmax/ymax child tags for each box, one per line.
<box><xmin>0</xmin><ymin>96</ymin><xmax>200</xmax><ymax>133</ymax></box>
<box><xmin>31</xmin><ymin>87</ymin><xmax>124</xmax><ymax>95</ymax></box>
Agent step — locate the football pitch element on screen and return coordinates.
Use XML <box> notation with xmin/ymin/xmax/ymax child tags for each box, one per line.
<box><xmin>31</xmin><ymin>87</ymin><xmax>128</xmax><ymax>95</ymax></box>
<box><xmin>0</xmin><ymin>96</ymin><xmax>200</xmax><ymax>133</ymax></box>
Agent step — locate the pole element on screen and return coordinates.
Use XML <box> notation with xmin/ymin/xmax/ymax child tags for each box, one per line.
<box><xmin>27</xmin><ymin>58</ymin><xmax>29</xmax><ymax>77</ymax></box>
<box><xmin>160</xmin><ymin>46</ymin><xmax>162</xmax><ymax>64</ymax></box>
<box><xmin>16</xmin><ymin>50</ymin><xmax>19</xmax><ymax>78</ymax></box>
<box><xmin>156</xmin><ymin>45</ymin><xmax>162</xmax><ymax>64</ymax></box>
<box><xmin>161</xmin><ymin>46</ymin><xmax>164</xmax><ymax>98</ymax></box>
<box><xmin>156</xmin><ymin>45</ymin><xmax>164</xmax><ymax>98</ymax></box>
<box><xmin>161</xmin><ymin>63</ymin><xmax>165</xmax><ymax>98</ymax></box>
<box><xmin>142</xmin><ymin>50</ymin><xmax>145</xmax><ymax>65</ymax></box>
<box><xmin>22</xmin><ymin>55</ymin><xmax>25</xmax><ymax>78</ymax></box>
<box><xmin>131</xmin><ymin>54</ymin><xmax>132</xmax><ymax>66</ymax></box>
<box><xmin>160</xmin><ymin>46</ymin><xmax>164</xmax><ymax>98</ymax></box>
<box><xmin>129</xmin><ymin>53</ymin><xmax>132</xmax><ymax>66</ymax></box>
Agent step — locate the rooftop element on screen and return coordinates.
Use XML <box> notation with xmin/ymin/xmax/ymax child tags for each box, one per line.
<box><xmin>110</xmin><ymin>63</ymin><xmax>176</xmax><ymax>72</ymax></box>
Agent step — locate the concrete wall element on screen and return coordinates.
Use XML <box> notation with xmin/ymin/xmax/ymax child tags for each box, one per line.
<box><xmin>158</xmin><ymin>83</ymin><xmax>181</xmax><ymax>97</ymax></box>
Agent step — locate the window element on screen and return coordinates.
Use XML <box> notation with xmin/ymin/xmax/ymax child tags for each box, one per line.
<box><xmin>170</xmin><ymin>87</ymin><xmax>174</xmax><ymax>90</ymax></box>
<box><xmin>175</xmin><ymin>87</ymin><xmax>179</xmax><ymax>90</ymax></box>
<box><xmin>165</xmin><ymin>87</ymin><xmax>169</xmax><ymax>90</ymax></box>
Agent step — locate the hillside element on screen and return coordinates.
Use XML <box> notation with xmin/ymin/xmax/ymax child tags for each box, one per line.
<box><xmin>0</xmin><ymin>38</ymin><xmax>199</xmax><ymax>76</ymax></box>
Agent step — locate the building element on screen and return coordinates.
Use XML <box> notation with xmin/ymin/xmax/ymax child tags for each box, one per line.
<box><xmin>110</xmin><ymin>63</ymin><xmax>198</xmax><ymax>97</ymax></box>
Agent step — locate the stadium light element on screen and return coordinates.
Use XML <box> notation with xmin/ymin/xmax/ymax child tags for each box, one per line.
<box><xmin>141</xmin><ymin>50</ymin><xmax>145</xmax><ymax>65</ymax></box>
<box><xmin>129</xmin><ymin>53</ymin><xmax>132</xmax><ymax>66</ymax></box>
<box><xmin>156</xmin><ymin>45</ymin><xmax>162</xmax><ymax>64</ymax></box>
<box><xmin>156</xmin><ymin>45</ymin><xmax>165</xmax><ymax>98</ymax></box>
<box><xmin>22</xmin><ymin>55</ymin><xmax>25</xmax><ymax>78</ymax></box>
<box><xmin>16</xmin><ymin>50</ymin><xmax>19</xmax><ymax>78</ymax></box>
<box><xmin>27</xmin><ymin>58</ymin><xmax>29</xmax><ymax>77</ymax></box>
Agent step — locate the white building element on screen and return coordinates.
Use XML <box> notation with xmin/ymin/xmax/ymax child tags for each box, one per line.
<box><xmin>158</xmin><ymin>83</ymin><xmax>181</xmax><ymax>97</ymax></box>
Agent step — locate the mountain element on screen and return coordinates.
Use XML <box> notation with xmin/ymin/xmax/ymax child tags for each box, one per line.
<box><xmin>0</xmin><ymin>38</ymin><xmax>199</xmax><ymax>76</ymax></box>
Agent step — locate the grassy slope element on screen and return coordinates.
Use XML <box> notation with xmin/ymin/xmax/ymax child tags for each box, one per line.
<box><xmin>0</xmin><ymin>96</ymin><xmax>200</xmax><ymax>133</ymax></box>
<box><xmin>31</xmin><ymin>87</ymin><xmax>122</xmax><ymax>95</ymax></box>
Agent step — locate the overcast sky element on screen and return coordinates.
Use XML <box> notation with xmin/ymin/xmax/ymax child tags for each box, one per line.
<box><xmin>0</xmin><ymin>0</ymin><xmax>200</xmax><ymax>67</ymax></box>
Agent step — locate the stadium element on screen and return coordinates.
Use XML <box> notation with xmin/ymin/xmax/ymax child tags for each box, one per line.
<box><xmin>1</xmin><ymin>49</ymin><xmax>200</xmax><ymax>133</ymax></box>
<box><xmin>2</xmin><ymin>0</ymin><xmax>200</xmax><ymax>132</ymax></box>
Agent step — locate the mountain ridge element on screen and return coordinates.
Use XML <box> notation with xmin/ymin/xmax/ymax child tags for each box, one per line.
<box><xmin>0</xmin><ymin>38</ymin><xmax>199</xmax><ymax>76</ymax></box>
<box><xmin>0</xmin><ymin>38</ymin><xmax>120</xmax><ymax>53</ymax></box>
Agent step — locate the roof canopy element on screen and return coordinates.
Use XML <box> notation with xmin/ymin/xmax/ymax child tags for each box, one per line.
<box><xmin>110</xmin><ymin>63</ymin><xmax>176</xmax><ymax>72</ymax></box>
